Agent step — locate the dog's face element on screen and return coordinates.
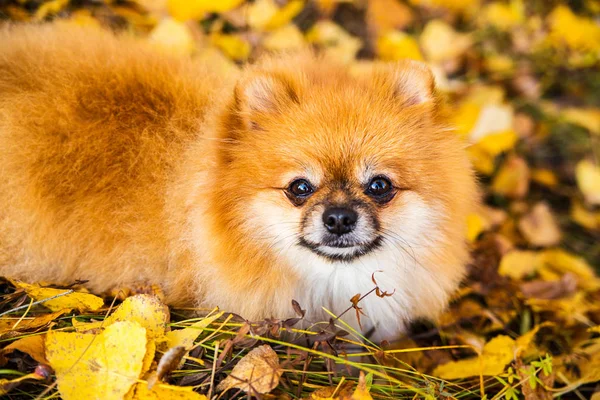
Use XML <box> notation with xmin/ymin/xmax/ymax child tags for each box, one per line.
<box><xmin>211</xmin><ymin>57</ymin><xmax>476</xmax><ymax>283</ymax></box>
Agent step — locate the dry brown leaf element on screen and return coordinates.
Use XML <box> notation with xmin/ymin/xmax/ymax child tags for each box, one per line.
<box><xmin>520</xmin><ymin>273</ymin><xmax>578</xmax><ymax>300</ymax></box>
<box><xmin>148</xmin><ymin>346</ymin><xmax>188</xmax><ymax>389</ymax></box>
<box><xmin>518</xmin><ymin>202</ymin><xmax>562</xmax><ymax>247</ymax></box>
<box><xmin>517</xmin><ymin>358</ymin><xmax>554</xmax><ymax>400</ymax></box>
<box><xmin>216</xmin><ymin>344</ymin><xmax>282</xmax><ymax>394</ymax></box>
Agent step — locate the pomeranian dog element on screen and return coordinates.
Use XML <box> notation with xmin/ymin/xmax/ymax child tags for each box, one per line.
<box><xmin>0</xmin><ymin>24</ymin><xmax>477</xmax><ymax>341</ymax></box>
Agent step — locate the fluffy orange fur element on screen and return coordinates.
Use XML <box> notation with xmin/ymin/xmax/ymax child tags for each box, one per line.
<box><xmin>0</xmin><ymin>24</ymin><xmax>477</xmax><ymax>340</ymax></box>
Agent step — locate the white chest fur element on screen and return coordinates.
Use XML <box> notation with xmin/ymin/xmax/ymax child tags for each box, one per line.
<box><xmin>286</xmin><ymin>196</ymin><xmax>452</xmax><ymax>342</ymax></box>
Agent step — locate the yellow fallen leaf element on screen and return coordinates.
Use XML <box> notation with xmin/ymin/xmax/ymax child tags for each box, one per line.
<box><xmin>498</xmin><ymin>250</ymin><xmax>539</xmax><ymax>280</ymax></box>
<box><xmin>567</xmin><ymin>342</ymin><xmax>600</xmax><ymax>386</ymax></box>
<box><xmin>314</xmin><ymin>0</ymin><xmax>340</xmax><ymax>15</ymax></box>
<box><xmin>142</xmin><ymin>339</ymin><xmax>157</xmax><ymax>379</ymax></box>
<box><xmin>433</xmin><ymin>335</ymin><xmax>515</xmax><ymax>379</ymax></box>
<box><xmin>571</xmin><ymin>200</ymin><xmax>600</xmax><ymax>230</ymax></box>
<box><xmin>0</xmin><ymin>309</ymin><xmax>69</xmax><ymax>335</ymax></box>
<box><xmin>531</xmin><ymin>168</ymin><xmax>559</xmax><ymax>188</ymax></box>
<box><xmin>217</xmin><ymin>345</ymin><xmax>282</xmax><ymax>394</ymax></box>
<box><xmin>575</xmin><ymin>160</ymin><xmax>600</xmax><ymax>205</ymax></box>
<box><xmin>376</xmin><ymin>30</ymin><xmax>423</xmax><ymax>61</ymax></box>
<box><xmin>10</xmin><ymin>280</ymin><xmax>103</xmax><ymax>312</ymax></box>
<box><xmin>306</xmin><ymin>21</ymin><xmax>362</xmax><ymax>64</ymax></box>
<box><xmin>469</xmin><ymin>104</ymin><xmax>514</xmax><ymax>143</ymax></box>
<box><xmin>467</xmin><ymin>85</ymin><xmax>507</xmax><ymax>105</ymax></box>
<box><xmin>453</xmin><ymin>102</ymin><xmax>481</xmax><ymax>138</ymax></box>
<box><xmin>71</xmin><ymin>316</ymin><xmax>102</xmax><ymax>333</ymax></box>
<box><xmin>527</xmin><ymin>292</ymin><xmax>596</xmax><ymax>326</ymax></box>
<box><xmin>132</xmin><ymin>376</ymin><xmax>208</xmax><ymax>399</ymax></box>
<box><xmin>420</xmin><ymin>20</ymin><xmax>472</xmax><ymax>64</ymax></box>
<box><xmin>168</xmin><ymin>0</ymin><xmax>244</xmax><ymax>21</ymax></box>
<box><xmin>69</xmin><ymin>9</ymin><xmax>102</xmax><ymax>27</ymax></box>
<box><xmin>466</xmin><ymin>213</ymin><xmax>488</xmax><ymax>242</ymax></box>
<box><xmin>366</xmin><ymin>0</ymin><xmax>413</xmax><ymax>33</ymax></box>
<box><xmin>485</xmin><ymin>55</ymin><xmax>515</xmax><ymax>76</ymax></box>
<box><xmin>135</xmin><ymin>0</ymin><xmax>168</xmax><ymax>14</ymax></box>
<box><xmin>352</xmin><ymin>371</ymin><xmax>373</xmax><ymax>400</ymax></box>
<box><xmin>548</xmin><ymin>5</ymin><xmax>600</xmax><ymax>53</ymax></box>
<box><xmin>409</xmin><ymin>0</ymin><xmax>480</xmax><ymax>14</ymax></box>
<box><xmin>0</xmin><ymin>372</ymin><xmax>46</xmax><ymax>396</ymax></box>
<box><xmin>492</xmin><ymin>156</ymin><xmax>530</xmax><ymax>198</ymax></box>
<box><xmin>518</xmin><ymin>202</ymin><xmax>562</xmax><ymax>247</ymax></box>
<box><xmin>309</xmin><ymin>381</ymin><xmax>355</xmax><ymax>399</ymax></box>
<box><xmin>263</xmin><ymin>24</ymin><xmax>306</xmax><ymax>51</ymax></box>
<box><xmin>515</xmin><ymin>322</ymin><xmax>554</xmax><ymax>358</ymax></box>
<box><xmin>211</xmin><ymin>34</ymin><xmax>251</xmax><ymax>61</ymax></box>
<box><xmin>46</xmin><ymin>321</ymin><xmax>148</xmax><ymax>400</ymax></box>
<box><xmin>74</xmin><ymin>295</ymin><xmax>169</xmax><ymax>339</ymax></box>
<box><xmin>166</xmin><ymin>311</ymin><xmax>224</xmax><ymax>349</ymax></box>
<box><xmin>34</xmin><ymin>0</ymin><xmax>68</xmax><ymax>20</ymax></box>
<box><xmin>467</xmin><ymin>144</ymin><xmax>496</xmax><ymax>175</ymax></box>
<box><xmin>148</xmin><ymin>18</ymin><xmax>195</xmax><ymax>56</ymax></box>
<box><xmin>500</xmin><ymin>248</ymin><xmax>599</xmax><ymax>290</ymax></box>
<box><xmin>246</xmin><ymin>0</ymin><xmax>278</xmax><ymax>30</ymax></box>
<box><xmin>536</xmin><ymin>249</ymin><xmax>599</xmax><ymax>290</ymax></box>
<box><xmin>106</xmin><ymin>295</ymin><xmax>169</xmax><ymax>340</ymax></box>
<box><xmin>562</xmin><ymin>107</ymin><xmax>600</xmax><ymax>135</ymax></box>
<box><xmin>194</xmin><ymin>47</ymin><xmax>239</xmax><ymax>75</ymax></box>
<box><xmin>0</xmin><ymin>334</ymin><xmax>48</xmax><ymax>365</ymax></box>
<box><xmin>476</xmin><ymin>130</ymin><xmax>518</xmax><ymax>157</ymax></box>
<box><xmin>480</xmin><ymin>1</ymin><xmax>524</xmax><ymax>30</ymax></box>
<box><xmin>264</xmin><ymin>0</ymin><xmax>304</xmax><ymax>31</ymax></box>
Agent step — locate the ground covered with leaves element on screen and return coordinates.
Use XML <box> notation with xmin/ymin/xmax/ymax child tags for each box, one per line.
<box><xmin>1</xmin><ymin>0</ymin><xmax>600</xmax><ymax>399</ymax></box>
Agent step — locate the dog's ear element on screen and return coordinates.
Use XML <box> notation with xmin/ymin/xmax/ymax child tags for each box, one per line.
<box><xmin>234</xmin><ymin>73</ymin><xmax>299</xmax><ymax>130</ymax></box>
<box><xmin>392</xmin><ymin>60</ymin><xmax>436</xmax><ymax>106</ymax></box>
<box><xmin>372</xmin><ymin>60</ymin><xmax>436</xmax><ymax>107</ymax></box>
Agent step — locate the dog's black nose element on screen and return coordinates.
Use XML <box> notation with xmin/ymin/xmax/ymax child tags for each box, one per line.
<box><xmin>322</xmin><ymin>207</ymin><xmax>358</xmax><ymax>235</ymax></box>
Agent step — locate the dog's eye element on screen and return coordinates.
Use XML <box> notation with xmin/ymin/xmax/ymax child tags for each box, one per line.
<box><xmin>366</xmin><ymin>176</ymin><xmax>393</xmax><ymax>198</ymax></box>
<box><xmin>288</xmin><ymin>179</ymin><xmax>314</xmax><ymax>197</ymax></box>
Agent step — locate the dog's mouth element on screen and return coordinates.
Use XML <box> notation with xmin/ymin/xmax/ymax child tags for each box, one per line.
<box><xmin>298</xmin><ymin>236</ymin><xmax>383</xmax><ymax>262</ymax></box>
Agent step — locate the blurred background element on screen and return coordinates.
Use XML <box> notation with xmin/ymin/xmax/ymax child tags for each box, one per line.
<box><xmin>1</xmin><ymin>2</ymin><xmax>600</xmax><ymax>397</ymax></box>
<box><xmin>2</xmin><ymin>0</ymin><xmax>597</xmax><ymax>268</ymax></box>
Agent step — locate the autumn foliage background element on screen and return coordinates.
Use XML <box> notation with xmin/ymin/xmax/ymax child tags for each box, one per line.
<box><xmin>0</xmin><ymin>0</ymin><xmax>599</xmax><ymax>399</ymax></box>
